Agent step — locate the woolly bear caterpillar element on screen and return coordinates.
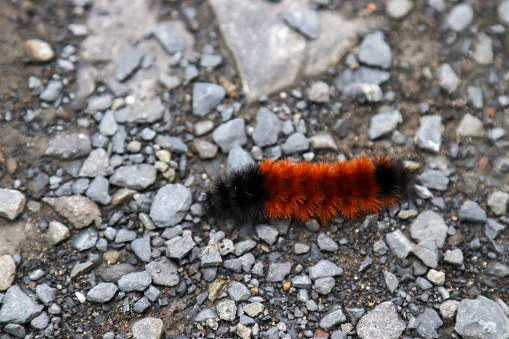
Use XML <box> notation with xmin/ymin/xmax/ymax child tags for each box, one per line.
<box><xmin>202</xmin><ymin>155</ymin><xmax>412</xmax><ymax>223</ymax></box>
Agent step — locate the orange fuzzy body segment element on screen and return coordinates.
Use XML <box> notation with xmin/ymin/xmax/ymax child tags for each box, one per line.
<box><xmin>259</xmin><ymin>157</ymin><xmax>383</xmax><ymax>222</ymax></box>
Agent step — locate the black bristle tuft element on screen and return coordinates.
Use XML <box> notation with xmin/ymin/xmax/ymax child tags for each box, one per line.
<box><xmin>202</xmin><ymin>163</ymin><xmax>267</xmax><ymax>223</ymax></box>
<box><xmin>373</xmin><ymin>157</ymin><xmax>413</xmax><ymax>201</ymax></box>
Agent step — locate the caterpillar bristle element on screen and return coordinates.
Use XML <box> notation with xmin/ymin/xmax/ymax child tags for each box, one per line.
<box><xmin>202</xmin><ymin>155</ymin><xmax>414</xmax><ymax>224</ymax></box>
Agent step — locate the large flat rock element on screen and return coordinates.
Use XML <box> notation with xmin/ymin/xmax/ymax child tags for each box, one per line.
<box><xmin>209</xmin><ymin>0</ymin><xmax>385</xmax><ymax>102</ymax></box>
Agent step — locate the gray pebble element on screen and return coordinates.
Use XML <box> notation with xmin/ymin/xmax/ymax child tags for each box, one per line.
<box><xmin>443</xmin><ymin>249</ymin><xmax>464</xmax><ymax>265</ymax></box>
<box><xmin>216</xmin><ymin>299</ymin><xmax>237</xmax><ymax>321</ymax></box>
<box><xmin>45</xmin><ymin>221</ymin><xmax>70</xmax><ymax>246</ymax></box>
<box><xmin>133</xmin><ymin>296</ymin><xmax>151</xmax><ymax>313</ymax></box>
<box><xmin>79</xmin><ymin>148</ymin><xmax>110</xmax><ymax>178</ymax></box>
<box><xmin>153</xmin><ymin>21</ymin><xmax>185</xmax><ymax>54</ymax></box>
<box><xmin>446</xmin><ymin>3</ymin><xmax>474</xmax><ymax>32</ymax></box>
<box><xmin>439</xmin><ymin>63</ymin><xmax>459</xmax><ymax>93</ymax></box>
<box><xmin>0</xmin><ymin>189</ymin><xmax>25</xmax><ymax>221</ymax></box>
<box><xmin>131</xmin><ymin>317</ymin><xmax>164</xmax><ymax>338</ymax></box>
<box><xmin>45</xmin><ymin>132</ymin><xmax>91</xmax><ymax>160</ymax></box>
<box><xmin>386</xmin><ymin>0</ymin><xmax>413</xmax><ymax>19</ymax></box>
<box><xmin>114</xmin><ymin>48</ymin><xmax>143</xmax><ymax>81</ymax></box>
<box><xmin>373</xmin><ymin>239</ymin><xmax>389</xmax><ymax>256</ymax></box>
<box><xmin>309</xmin><ymin>260</ymin><xmax>343</xmax><ymax>279</ymax></box>
<box><xmin>415</xmin><ymin>307</ymin><xmax>443</xmax><ymax>339</ymax></box>
<box><xmin>140</xmin><ymin>128</ymin><xmax>157</xmax><ymax>141</ymax></box>
<box><xmin>39</xmin><ymin>80</ymin><xmax>63</xmax><ymax>102</ymax></box>
<box><xmin>132</xmin><ymin>237</ymin><xmax>152</xmax><ymax>262</ymax></box>
<box><xmin>331</xmin><ymin>330</ymin><xmax>347</xmax><ymax>339</ymax></box>
<box><xmin>85</xmin><ymin>175</ymin><xmax>111</xmax><ymax>205</ymax></box>
<box><xmin>99</xmin><ymin>264</ymin><xmax>136</xmax><ymax>283</ymax></box>
<box><xmin>314</xmin><ymin>277</ymin><xmax>335</xmax><ymax>295</ymax></box>
<box><xmin>411</xmin><ymin>238</ymin><xmax>439</xmax><ymax>268</ymax></box>
<box><xmin>455</xmin><ymin>296</ymin><xmax>509</xmax><ymax>338</ymax></box>
<box><xmin>226</xmin><ymin>145</ymin><xmax>254</xmax><ymax>173</ymax></box>
<box><xmin>200</xmin><ymin>54</ymin><xmax>223</xmax><ymax>68</ymax></box>
<box><xmin>192</xmin><ymin>82</ymin><xmax>226</xmax><ymax>116</ymax></box>
<box><xmin>234</xmin><ymin>239</ymin><xmax>257</xmax><ymax>256</ymax></box>
<box><xmin>111</xmin><ymin>127</ymin><xmax>127</xmax><ymax>153</ymax></box>
<box><xmin>488</xmin><ymin>127</ymin><xmax>505</xmax><ymax>141</ymax></box>
<box><xmin>385</xmin><ymin>229</ymin><xmax>415</xmax><ymax>259</ymax></box>
<box><xmin>309</xmin><ymin>133</ymin><xmax>337</xmax><ymax>150</ymax></box>
<box><xmin>368</xmin><ymin>108</ymin><xmax>401</xmax><ymax>140</ymax></box>
<box><xmin>266</xmin><ymin>263</ymin><xmax>292</xmax><ymax>282</ymax></box>
<box><xmin>86</xmin><ymin>283</ymin><xmax>118</xmax><ymax>303</ymax></box>
<box><xmin>416</xmin><ymin>277</ymin><xmax>433</xmax><ymax>290</ymax></box>
<box><xmin>99</xmin><ymin>110</ymin><xmax>118</xmax><ymax>137</ymax></box>
<box><xmin>294</xmin><ymin>243</ymin><xmax>311</xmax><ymax>255</ymax></box>
<box><xmin>86</xmin><ymin>94</ymin><xmax>113</xmax><ymax>113</ymax></box>
<box><xmin>334</xmin><ymin>117</ymin><xmax>350</xmax><ymax>138</ymax></box>
<box><xmin>484</xmin><ymin>262</ymin><xmax>509</xmax><ymax>278</ymax></box>
<box><xmin>228</xmin><ymin>282</ymin><xmax>251</xmax><ymax>302</ymax></box>
<box><xmin>292</xmin><ymin>275</ymin><xmax>312</xmax><ymax>288</ymax></box>
<box><xmin>72</xmin><ymin>228</ymin><xmax>98</xmax><ymax>251</ymax></box>
<box><xmin>0</xmin><ymin>286</ymin><xmax>43</xmax><ymax>324</ymax></box>
<box><xmin>384</xmin><ymin>271</ymin><xmax>399</xmax><ymax>293</ymax></box>
<box><xmin>256</xmin><ymin>224</ymin><xmax>279</xmax><ymax>245</ymax></box>
<box><xmin>29</xmin><ymin>269</ymin><xmax>45</xmax><ymax>281</ymax></box>
<box><xmin>150</xmin><ymin>184</ymin><xmax>191</xmax><ymax>227</ymax></box>
<box><xmin>357</xmin><ymin>302</ymin><xmax>405</xmax><ymax>338</ymax></box>
<box><xmin>4</xmin><ymin>323</ymin><xmax>26</xmax><ymax>337</ymax></box>
<box><xmin>194</xmin><ymin>139</ymin><xmax>218</xmax><ymax>159</ymax></box>
<box><xmin>70</xmin><ymin>261</ymin><xmax>94</xmax><ymax>280</ymax></box>
<box><xmin>201</xmin><ymin>242</ymin><xmax>223</xmax><ymax>267</ymax></box>
<box><xmin>30</xmin><ymin>311</ymin><xmax>49</xmax><ymax>330</ymax></box>
<box><xmin>242</xmin><ymin>302</ymin><xmax>264</xmax><ymax>318</ymax></box>
<box><xmin>110</xmin><ymin>164</ymin><xmax>156</xmax><ymax>190</ymax></box>
<box><xmin>115</xmin><ymin>229</ymin><xmax>137</xmax><ymax>243</ymax></box>
<box><xmin>118</xmin><ymin>271</ymin><xmax>152</xmax><ymax>292</ymax></box>
<box><xmin>473</xmin><ymin>33</ymin><xmax>493</xmax><ymax>65</ymax></box>
<box><xmin>487</xmin><ymin>191</ymin><xmax>509</xmax><ymax>216</ymax></box>
<box><xmin>358</xmin><ymin>256</ymin><xmax>373</xmax><ymax>272</ymax></box>
<box><xmin>317</xmin><ymin>233</ymin><xmax>339</xmax><ymax>252</ymax></box>
<box><xmin>485</xmin><ymin>218</ymin><xmax>506</xmax><ymax>239</ymax></box>
<box><xmin>145</xmin><ymin>257</ymin><xmax>179</xmax><ymax>287</ymax></box>
<box><xmin>459</xmin><ymin>200</ymin><xmax>487</xmax><ymax>223</ymax></box>
<box><xmin>499</xmin><ymin>0</ymin><xmax>509</xmax><ymax>24</ymax></box>
<box><xmin>224</xmin><ymin>259</ymin><xmax>242</xmax><ymax>273</ymax></box>
<box><xmin>252</xmin><ymin>107</ymin><xmax>282</xmax><ymax>147</ymax></box>
<box><xmin>308</xmin><ymin>81</ymin><xmax>330</xmax><ymax>103</ymax></box>
<box><xmin>410</xmin><ymin>210</ymin><xmax>448</xmax><ymax>248</ymax></box>
<box><xmin>185</xmin><ymin>64</ymin><xmax>199</xmax><ymax>83</ymax></box>
<box><xmin>282</xmin><ymin>132</ymin><xmax>309</xmax><ymax>154</ymax></box>
<box><xmin>166</xmin><ymin>235</ymin><xmax>195</xmax><ymax>260</ymax></box>
<box><xmin>156</xmin><ymin>135</ymin><xmax>188</xmax><ymax>153</ymax></box>
<box><xmin>282</xmin><ymin>9</ymin><xmax>319</xmax><ymax>40</ymax></box>
<box><xmin>456</xmin><ymin>113</ymin><xmax>486</xmax><ymax>138</ymax></box>
<box><xmin>358</xmin><ymin>31</ymin><xmax>392</xmax><ymax>69</ymax></box>
<box><xmin>440</xmin><ymin>300</ymin><xmax>460</xmax><ymax>320</ymax></box>
<box><xmin>319</xmin><ymin>308</ymin><xmax>346</xmax><ymax>330</ymax></box>
<box><xmin>416</xmin><ymin>115</ymin><xmax>442</xmax><ymax>152</ymax></box>
<box><xmin>239</xmin><ymin>253</ymin><xmax>255</xmax><ymax>272</ymax></box>
<box><xmin>418</xmin><ymin>170</ymin><xmax>449</xmax><ymax>191</ymax></box>
<box><xmin>212</xmin><ymin>118</ymin><xmax>247</xmax><ymax>153</ymax></box>
<box><xmin>159</xmin><ymin>73</ymin><xmax>181</xmax><ymax>91</ymax></box>
<box><xmin>34</xmin><ymin>284</ymin><xmax>54</xmax><ymax>307</ymax></box>
<box><xmin>195</xmin><ymin>308</ymin><xmax>217</xmax><ymax>322</ymax></box>
<box><xmin>126</xmin><ymin>98</ymin><xmax>164</xmax><ymax>124</ymax></box>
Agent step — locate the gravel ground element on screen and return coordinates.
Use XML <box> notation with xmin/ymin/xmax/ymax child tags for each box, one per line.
<box><xmin>0</xmin><ymin>0</ymin><xmax>508</xmax><ymax>338</ymax></box>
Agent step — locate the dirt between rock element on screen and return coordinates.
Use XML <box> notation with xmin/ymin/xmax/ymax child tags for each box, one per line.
<box><xmin>0</xmin><ymin>0</ymin><xmax>508</xmax><ymax>338</ymax></box>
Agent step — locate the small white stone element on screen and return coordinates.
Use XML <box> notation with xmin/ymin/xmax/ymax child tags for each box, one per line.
<box><xmin>24</xmin><ymin>39</ymin><xmax>55</xmax><ymax>62</ymax></box>
<box><xmin>426</xmin><ymin>269</ymin><xmax>445</xmax><ymax>285</ymax></box>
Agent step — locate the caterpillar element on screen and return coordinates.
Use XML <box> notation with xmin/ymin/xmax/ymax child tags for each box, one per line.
<box><xmin>202</xmin><ymin>155</ymin><xmax>413</xmax><ymax>223</ymax></box>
